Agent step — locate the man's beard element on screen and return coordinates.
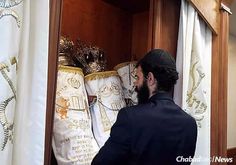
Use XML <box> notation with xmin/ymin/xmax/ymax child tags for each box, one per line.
<box><xmin>135</xmin><ymin>80</ymin><xmax>149</xmax><ymax>104</ymax></box>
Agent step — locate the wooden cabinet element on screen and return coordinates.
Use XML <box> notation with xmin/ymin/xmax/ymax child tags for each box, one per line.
<box><xmin>46</xmin><ymin>0</ymin><xmax>181</xmax><ymax>164</ymax></box>
<box><xmin>60</xmin><ymin>0</ymin><xmax>149</xmax><ymax>69</ymax></box>
<box><xmin>60</xmin><ymin>0</ymin><xmax>180</xmax><ymax>69</ymax></box>
<box><xmin>46</xmin><ymin>0</ymin><xmax>233</xmax><ymax>164</ymax></box>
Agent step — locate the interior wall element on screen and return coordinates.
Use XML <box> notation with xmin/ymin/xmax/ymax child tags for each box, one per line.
<box><xmin>227</xmin><ymin>34</ymin><xmax>236</xmax><ymax>149</ymax></box>
<box><xmin>151</xmin><ymin>0</ymin><xmax>181</xmax><ymax>58</ymax></box>
<box><xmin>131</xmin><ymin>11</ymin><xmax>149</xmax><ymax>60</ymax></box>
<box><xmin>61</xmin><ymin>0</ymin><xmax>132</xmax><ymax>69</ymax></box>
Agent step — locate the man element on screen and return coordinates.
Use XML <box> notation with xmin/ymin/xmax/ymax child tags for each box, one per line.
<box><xmin>92</xmin><ymin>49</ymin><xmax>197</xmax><ymax>165</ymax></box>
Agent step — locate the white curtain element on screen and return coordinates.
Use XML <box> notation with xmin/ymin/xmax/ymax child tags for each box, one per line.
<box><xmin>0</xmin><ymin>1</ymin><xmax>23</xmax><ymax>164</ymax></box>
<box><xmin>0</xmin><ymin>0</ymin><xmax>49</xmax><ymax>165</ymax></box>
<box><xmin>174</xmin><ymin>0</ymin><xmax>212</xmax><ymax>164</ymax></box>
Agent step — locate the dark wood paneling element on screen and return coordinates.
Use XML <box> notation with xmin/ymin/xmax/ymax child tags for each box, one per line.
<box><xmin>131</xmin><ymin>11</ymin><xmax>149</xmax><ymax>60</ymax></box>
<box><xmin>211</xmin><ymin>34</ymin><xmax>220</xmax><ymax>165</ymax></box>
<box><xmin>150</xmin><ymin>0</ymin><xmax>162</xmax><ymax>49</ymax></box>
<box><xmin>147</xmin><ymin>0</ymin><xmax>154</xmax><ymax>51</ymax></box>
<box><xmin>44</xmin><ymin>0</ymin><xmax>62</xmax><ymax>165</ymax></box>
<box><xmin>61</xmin><ymin>0</ymin><xmax>133</xmax><ymax>69</ymax></box>
<box><xmin>151</xmin><ymin>0</ymin><xmax>181</xmax><ymax>58</ymax></box>
<box><xmin>102</xmin><ymin>0</ymin><xmax>150</xmax><ymax>13</ymax></box>
<box><xmin>218</xmin><ymin>8</ymin><xmax>229</xmax><ymax>161</ymax></box>
<box><xmin>211</xmin><ymin>4</ymin><xmax>229</xmax><ymax>165</ymax></box>
<box><xmin>227</xmin><ymin>147</ymin><xmax>236</xmax><ymax>165</ymax></box>
<box><xmin>159</xmin><ymin>0</ymin><xmax>181</xmax><ymax>58</ymax></box>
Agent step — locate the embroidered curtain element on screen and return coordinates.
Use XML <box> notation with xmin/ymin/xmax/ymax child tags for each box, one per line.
<box><xmin>0</xmin><ymin>0</ymin><xmax>49</xmax><ymax>164</ymax></box>
<box><xmin>0</xmin><ymin>1</ymin><xmax>23</xmax><ymax>164</ymax></box>
<box><xmin>174</xmin><ymin>0</ymin><xmax>212</xmax><ymax>164</ymax></box>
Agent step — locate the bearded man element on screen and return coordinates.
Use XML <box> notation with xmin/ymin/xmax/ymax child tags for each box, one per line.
<box><xmin>92</xmin><ymin>49</ymin><xmax>197</xmax><ymax>165</ymax></box>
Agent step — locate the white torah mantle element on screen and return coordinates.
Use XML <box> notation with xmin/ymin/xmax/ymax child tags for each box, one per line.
<box><xmin>52</xmin><ymin>66</ymin><xmax>99</xmax><ymax>165</ymax></box>
<box><xmin>114</xmin><ymin>61</ymin><xmax>138</xmax><ymax>106</ymax></box>
<box><xmin>85</xmin><ymin>71</ymin><xmax>126</xmax><ymax>147</ymax></box>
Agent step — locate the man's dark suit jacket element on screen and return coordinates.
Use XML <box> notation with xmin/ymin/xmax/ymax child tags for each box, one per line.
<box><xmin>92</xmin><ymin>92</ymin><xmax>197</xmax><ymax>165</ymax></box>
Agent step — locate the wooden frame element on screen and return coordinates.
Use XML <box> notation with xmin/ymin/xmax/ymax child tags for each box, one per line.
<box><xmin>44</xmin><ymin>0</ymin><xmax>62</xmax><ymax>164</ymax></box>
<box><xmin>188</xmin><ymin>0</ymin><xmax>220</xmax><ymax>34</ymax></box>
<box><xmin>211</xmin><ymin>1</ymin><xmax>229</xmax><ymax>164</ymax></box>
<box><xmin>44</xmin><ymin>0</ymin><xmax>231</xmax><ymax>164</ymax></box>
<box><xmin>211</xmin><ymin>9</ymin><xmax>229</xmax><ymax>164</ymax></box>
<box><xmin>211</xmin><ymin>2</ymin><xmax>231</xmax><ymax>164</ymax></box>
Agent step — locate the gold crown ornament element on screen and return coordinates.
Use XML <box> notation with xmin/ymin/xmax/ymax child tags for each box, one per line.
<box><xmin>58</xmin><ymin>36</ymin><xmax>76</xmax><ymax>66</ymax></box>
<box><xmin>73</xmin><ymin>38</ymin><xmax>107</xmax><ymax>75</ymax></box>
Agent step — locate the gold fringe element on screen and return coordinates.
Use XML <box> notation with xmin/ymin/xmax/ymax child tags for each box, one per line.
<box><xmin>114</xmin><ymin>61</ymin><xmax>137</xmax><ymax>71</ymax></box>
<box><xmin>58</xmin><ymin>65</ymin><xmax>84</xmax><ymax>76</ymax></box>
<box><xmin>85</xmin><ymin>71</ymin><xmax>118</xmax><ymax>81</ymax></box>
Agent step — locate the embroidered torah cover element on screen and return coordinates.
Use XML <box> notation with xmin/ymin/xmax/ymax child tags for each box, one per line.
<box><xmin>52</xmin><ymin>66</ymin><xmax>99</xmax><ymax>165</ymax></box>
<box><xmin>85</xmin><ymin>71</ymin><xmax>126</xmax><ymax>147</ymax></box>
<box><xmin>114</xmin><ymin>61</ymin><xmax>138</xmax><ymax>105</ymax></box>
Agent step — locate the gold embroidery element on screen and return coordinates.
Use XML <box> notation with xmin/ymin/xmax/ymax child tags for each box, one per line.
<box><xmin>0</xmin><ymin>0</ymin><xmax>23</xmax><ymax>8</ymax></box>
<box><xmin>10</xmin><ymin>57</ymin><xmax>17</xmax><ymax>65</ymax></box>
<box><xmin>95</xmin><ymin>82</ymin><xmax>125</xmax><ymax>131</ymax></box>
<box><xmin>0</xmin><ymin>0</ymin><xmax>23</xmax><ymax>27</ymax></box>
<box><xmin>58</xmin><ymin>135</ymin><xmax>98</xmax><ymax>163</ymax></box>
<box><xmin>56</xmin><ymin>67</ymin><xmax>88</xmax><ymax>113</ymax></box>
<box><xmin>0</xmin><ymin>58</ymin><xmax>17</xmax><ymax>98</ymax></box>
<box><xmin>68</xmin><ymin>119</ymin><xmax>90</xmax><ymax>132</ymax></box>
<box><xmin>186</xmin><ymin>52</ymin><xmax>207</xmax><ymax>128</ymax></box>
<box><xmin>99</xmin><ymin>82</ymin><xmax>121</xmax><ymax>98</ymax></box>
<box><xmin>98</xmin><ymin>99</ymin><xmax>111</xmax><ymax>132</ymax></box>
<box><xmin>69</xmin><ymin>95</ymin><xmax>86</xmax><ymax>111</ymax></box>
<box><xmin>67</xmin><ymin>77</ymin><xmax>81</xmax><ymax>89</ymax></box>
<box><xmin>1</xmin><ymin>68</ymin><xmax>17</xmax><ymax>99</ymax></box>
<box><xmin>56</xmin><ymin>96</ymin><xmax>87</xmax><ymax>112</ymax></box>
<box><xmin>56</xmin><ymin>97</ymin><xmax>69</xmax><ymax>119</ymax></box>
<box><xmin>0</xmin><ymin>57</ymin><xmax>17</xmax><ymax>150</ymax></box>
<box><xmin>64</xmin><ymin>135</ymin><xmax>97</xmax><ymax>163</ymax></box>
<box><xmin>0</xmin><ymin>61</ymin><xmax>8</xmax><ymax>70</ymax></box>
<box><xmin>56</xmin><ymin>85</ymin><xmax>68</xmax><ymax>96</ymax></box>
<box><xmin>0</xmin><ymin>9</ymin><xmax>20</xmax><ymax>27</ymax></box>
<box><xmin>111</xmin><ymin>101</ymin><xmax>124</xmax><ymax>110</ymax></box>
<box><xmin>0</xmin><ymin>96</ymin><xmax>14</xmax><ymax>151</ymax></box>
<box><xmin>187</xmin><ymin>61</ymin><xmax>205</xmax><ymax>104</ymax></box>
<box><xmin>114</xmin><ymin>62</ymin><xmax>137</xmax><ymax>106</ymax></box>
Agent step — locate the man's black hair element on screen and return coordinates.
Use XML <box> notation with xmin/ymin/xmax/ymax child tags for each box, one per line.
<box><xmin>136</xmin><ymin>49</ymin><xmax>179</xmax><ymax>92</ymax></box>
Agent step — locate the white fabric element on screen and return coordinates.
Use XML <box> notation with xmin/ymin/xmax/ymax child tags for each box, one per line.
<box><xmin>0</xmin><ymin>59</ymin><xmax>17</xmax><ymax>165</ymax></box>
<box><xmin>52</xmin><ymin>66</ymin><xmax>99</xmax><ymax>165</ymax></box>
<box><xmin>114</xmin><ymin>61</ymin><xmax>138</xmax><ymax>106</ymax></box>
<box><xmin>11</xmin><ymin>0</ymin><xmax>49</xmax><ymax>165</ymax></box>
<box><xmin>174</xmin><ymin>0</ymin><xmax>212</xmax><ymax>164</ymax></box>
<box><xmin>0</xmin><ymin>0</ymin><xmax>23</xmax><ymax>164</ymax></box>
<box><xmin>85</xmin><ymin>71</ymin><xmax>126</xmax><ymax>147</ymax></box>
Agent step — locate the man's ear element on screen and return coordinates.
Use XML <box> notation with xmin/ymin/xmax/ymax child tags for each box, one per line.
<box><xmin>147</xmin><ymin>72</ymin><xmax>158</xmax><ymax>96</ymax></box>
<box><xmin>147</xmin><ymin>72</ymin><xmax>156</xmax><ymax>86</ymax></box>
